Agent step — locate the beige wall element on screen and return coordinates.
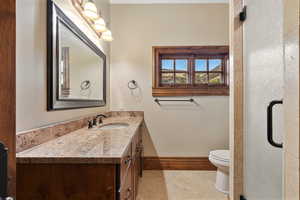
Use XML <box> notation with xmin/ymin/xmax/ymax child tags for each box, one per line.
<box><xmin>16</xmin><ymin>0</ymin><xmax>110</xmax><ymax>132</ymax></box>
<box><xmin>110</xmin><ymin>4</ymin><xmax>229</xmax><ymax>157</ymax></box>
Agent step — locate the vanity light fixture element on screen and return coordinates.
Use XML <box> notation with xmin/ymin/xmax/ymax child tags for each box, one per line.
<box><xmin>71</xmin><ymin>0</ymin><xmax>113</xmax><ymax>42</ymax></box>
<box><xmin>83</xmin><ymin>0</ymin><xmax>98</xmax><ymax>20</ymax></box>
<box><xmin>94</xmin><ymin>17</ymin><xmax>107</xmax><ymax>33</ymax></box>
<box><xmin>102</xmin><ymin>29</ymin><xmax>113</xmax><ymax>42</ymax></box>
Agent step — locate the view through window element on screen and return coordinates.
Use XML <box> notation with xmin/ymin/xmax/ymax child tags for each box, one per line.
<box><xmin>153</xmin><ymin>46</ymin><xmax>229</xmax><ymax>96</ymax></box>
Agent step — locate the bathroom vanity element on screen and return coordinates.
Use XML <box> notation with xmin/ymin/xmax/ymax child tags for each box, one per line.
<box><xmin>16</xmin><ymin>114</ymin><xmax>144</xmax><ymax>200</ymax></box>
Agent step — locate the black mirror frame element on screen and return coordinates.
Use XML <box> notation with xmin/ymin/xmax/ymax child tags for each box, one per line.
<box><xmin>47</xmin><ymin>0</ymin><xmax>106</xmax><ymax>111</ymax></box>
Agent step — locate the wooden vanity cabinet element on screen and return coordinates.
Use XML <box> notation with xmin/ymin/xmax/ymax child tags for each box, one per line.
<box><xmin>119</xmin><ymin>127</ymin><xmax>143</xmax><ymax>200</ymax></box>
<box><xmin>119</xmin><ymin>145</ymin><xmax>134</xmax><ymax>200</ymax></box>
<box><xmin>17</xmin><ymin>128</ymin><xmax>143</xmax><ymax>200</ymax></box>
<box><xmin>132</xmin><ymin>127</ymin><xmax>143</xmax><ymax>198</ymax></box>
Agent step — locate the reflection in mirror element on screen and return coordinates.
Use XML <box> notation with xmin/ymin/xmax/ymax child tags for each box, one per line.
<box><xmin>58</xmin><ymin>22</ymin><xmax>103</xmax><ymax>100</ymax></box>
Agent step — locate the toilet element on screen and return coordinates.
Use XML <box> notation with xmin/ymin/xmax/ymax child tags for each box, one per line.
<box><xmin>209</xmin><ymin>150</ymin><xmax>230</xmax><ymax>194</ymax></box>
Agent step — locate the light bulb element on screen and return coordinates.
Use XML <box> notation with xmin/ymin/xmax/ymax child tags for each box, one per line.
<box><xmin>94</xmin><ymin>17</ymin><xmax>107</xmax><ymax>32</ymax></box>
<box><xmin>83</xmin><ymin>0</ymin><xmax>98</xmax><ymax>20</ymax></box>
<box><xmin>102</xmin><ymin>30</ymin><xmax>113</xmax><ymax>42</ymax></box>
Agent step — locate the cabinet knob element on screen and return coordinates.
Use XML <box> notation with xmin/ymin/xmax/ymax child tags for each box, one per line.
<box><xmin>124</xmin><ymin>187</ymin><xmax>132</xmax><ymax>200</ymax></box>
<box><xmin>124</xmin><ymin>156</ymin><xmax>132</xmax><ymax>165</ymax></box>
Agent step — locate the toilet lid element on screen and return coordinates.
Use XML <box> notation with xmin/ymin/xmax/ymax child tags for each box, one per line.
<box><xmin>210</xmin><ymin>150</ymin><xmax>230</xmax><ymax>162</ymax></box>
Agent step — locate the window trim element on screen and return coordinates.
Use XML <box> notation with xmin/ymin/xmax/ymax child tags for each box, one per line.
<box><xmin>152</xmin><ymin>46</ymin><xmax>229</xmax><ymax>97</ymax></box>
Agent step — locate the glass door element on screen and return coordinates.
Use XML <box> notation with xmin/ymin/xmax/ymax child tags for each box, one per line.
<box><xmin>244</xmin><ymin>0</ymin><xmax>284</xmax><ymax>199</ymax></box>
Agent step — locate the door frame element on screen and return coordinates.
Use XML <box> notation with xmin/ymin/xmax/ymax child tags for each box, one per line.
<box><xmin>0</xmin><ymin>0</ymin><xmax>16</xmax><ymax>198</ymax></box>
<box><xmin>283</xmin><ymin>0</ymin><xmax>300</xmax><ymax>199</ymax></box>
<box><xmin>230</xmin><ymin>0</ymin><xmax>244</xmax><ymax>199</ymax></box>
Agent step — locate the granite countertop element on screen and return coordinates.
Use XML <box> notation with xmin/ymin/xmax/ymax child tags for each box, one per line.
<box><xmin>17</xmin><ymin>115</ymin><xmax>143</xmax><ymax>164</ymax></box>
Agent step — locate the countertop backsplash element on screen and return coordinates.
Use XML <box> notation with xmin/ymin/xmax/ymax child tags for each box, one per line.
<box><xmin>16</xmin><ymin>111</ymin><xmax>144</xmax><ymax>153</ymax></box>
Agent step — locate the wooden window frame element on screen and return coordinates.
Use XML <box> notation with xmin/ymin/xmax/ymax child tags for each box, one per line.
<box><xmin>152</xmin><ymin>46</ymin><xmax>229</xmax><ymax>97</ymax></box>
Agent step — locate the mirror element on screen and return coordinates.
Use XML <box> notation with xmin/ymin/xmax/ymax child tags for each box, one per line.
<box><xmin>58</xmin><ymin>22</ymin><xmax>104</xmax><ymax>100</ymax></box>
<box><xmin>47</xmin><ymin>0</ymin><xmax>106</xmax><ymax>110</ymax></box>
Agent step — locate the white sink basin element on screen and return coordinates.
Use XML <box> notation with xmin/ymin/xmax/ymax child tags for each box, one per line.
<box><xmin>98</xmin><ymin>123</ymin><xmax>129</xmax><ymax>130</ymax></box>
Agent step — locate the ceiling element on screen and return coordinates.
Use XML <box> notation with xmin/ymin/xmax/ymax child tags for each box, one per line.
<box><xmin>110</xmin><ymin>0</ymin><xmax>228</xmax><ymax>4</ymax></box>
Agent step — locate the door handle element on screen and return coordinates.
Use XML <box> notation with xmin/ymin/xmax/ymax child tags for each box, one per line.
<box><xmin>267</xmin><ymin>100</ymin><xmax>283</xmax><ymax>148</ymax></box>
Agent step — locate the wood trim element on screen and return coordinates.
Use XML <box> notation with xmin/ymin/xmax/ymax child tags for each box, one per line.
<box><xmin>230</xmin><ymin>0</ymin><xmax>244</xmax><ymax>199</ymax></box>
<box><xmin>152</xmin><ymin>46</ymin><xmax>229</xmax><ymax>97</ymax></box>
<box><xmin>0</xmin><ymin>0</ymin><xmax>16</xmax><ymax>197</ymax></box>
<box><xmin>143</xmin><ymin>157</ymin><xmax>216</xmax><ymax>171</ymax></box>
<box><xmin>152</xmin><ymin>46</ymin><xmax>230</xmax><ymax>55</ymax></box>
<box><xmin>282</xmin><ymin>0</ymin><xmax>300</xmax><ymax>199</ymax></box>
<box><xmin>152</xmin><ymin>87</ymin><xmax>229</xmax><ymax>97</ymax></box>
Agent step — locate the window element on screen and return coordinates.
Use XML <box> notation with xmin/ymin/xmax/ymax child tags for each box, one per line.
<box><xmin>153</xmin><ymin>46</ymin><xmax>229</xmax><ymax>96</ymax></box>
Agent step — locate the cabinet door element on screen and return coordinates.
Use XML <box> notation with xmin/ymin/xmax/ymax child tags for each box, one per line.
<box><xmin>137</xmin><ymin>127</ymin><xmax>143</xmax><ymax>178</ymax></box>
<box><xmin>133</xmin><ymin>152</ymin><xmax>140</xmax><ymax>198</ymax></box>
<box><xmin>121</xmin><ymin>145</ymin><xmax>132</xmax><ymax>181</ymax></box>
<box><xmin>120</xmin><ymin>175</ymin><xmax>133</xmax><ymax>200</ymax></box>
<box><xmin>120</xmin><ymin>168</ymin><xmax>134</xmax><ymax>200</ymax></box>
<box><xmin>120</xmin><ymin>163</ymin><xmax>133</xmax><ymax>200</ymax></box>
<box><xmin>120</xmin><ymin>144</ymin><xmax>133</xmax><ymax>200</ymax></box>
<box><xmin>133</xmin><ymin>131</ymin><xmax>143</xmax><ymax>198</ymax></box>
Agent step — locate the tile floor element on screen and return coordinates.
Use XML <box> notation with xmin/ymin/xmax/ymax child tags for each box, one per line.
<box><xmin>136</xmin><ymin>170</ymin><xmax>228</xmax><ymax>200</ymax></box>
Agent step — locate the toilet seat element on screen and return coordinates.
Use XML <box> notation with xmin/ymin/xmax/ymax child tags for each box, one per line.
<box><xmin>209</xmin><ymin>150</ymin><xmax>229</xmax><ymax>164</ymax></box>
